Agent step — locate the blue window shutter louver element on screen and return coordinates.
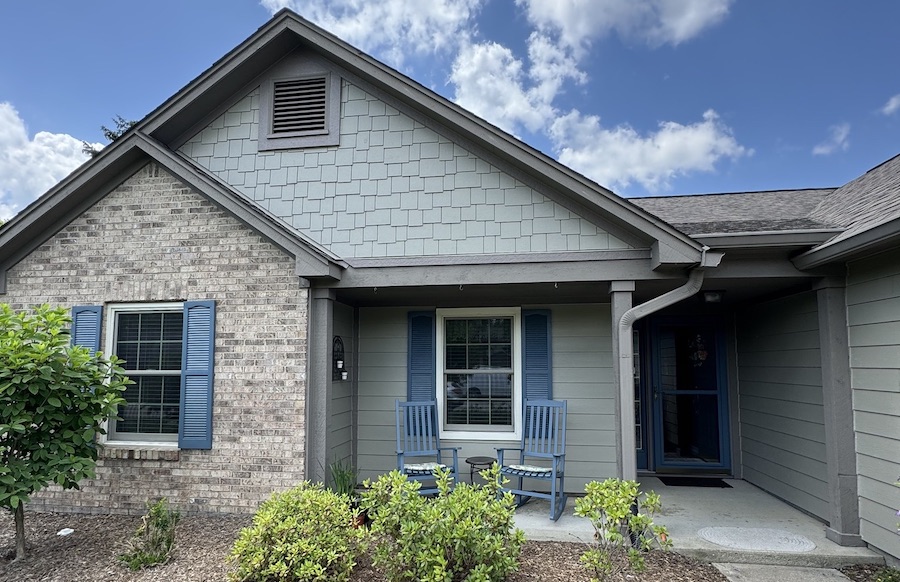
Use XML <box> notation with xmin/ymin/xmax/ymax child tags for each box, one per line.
<box><xmin>71</xmin><ymin>306</ymin><xmax>103</xmax><ymax>355</ymax></box>
<box><xmin>407</xmin><ymin>311</ymin><xmax>436</xmax><ymax>401</ymax></box>
<box><xmin>179</xmin><ymin>300</ymin><xmax>216</xmax><ymax>450</ymax></box>
<box><xmin>522</xmin><ymin>310</ymin><xmax>552</xmax><ymax>402</ymax></box>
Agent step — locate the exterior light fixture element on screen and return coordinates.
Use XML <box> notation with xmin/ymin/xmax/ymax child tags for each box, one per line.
<box><xmin>703</xmin><ymin>290</ymin><xmax>725</xmax><ymax>304</ymax></box>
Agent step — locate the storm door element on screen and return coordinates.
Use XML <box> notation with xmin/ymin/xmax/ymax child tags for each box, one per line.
<box><xmin>649</xmin><ymin>318</ymin><xmax>730</xmax><ymax>472</ymax></box>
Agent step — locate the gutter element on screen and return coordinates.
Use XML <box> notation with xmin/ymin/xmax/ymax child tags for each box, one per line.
<box><xmin>617</xmin><ymin>247</ymin><xmax>724</xmax><ymax>480</ymax></box>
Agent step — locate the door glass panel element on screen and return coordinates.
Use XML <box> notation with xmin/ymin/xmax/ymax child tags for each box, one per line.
<box><xmin>660</xmin><ymin>394</ymin><xmax>721</xmax><ymax>463</ymax></box>
<box><xmin>660</xmin><ymin>326</ymin><xmax>718</xmax><ymax>391</ymax></box>
<box><xmin>655</xmin><ymin>323</ymin><xmax>726</xmax><ymax>468</ymax></box>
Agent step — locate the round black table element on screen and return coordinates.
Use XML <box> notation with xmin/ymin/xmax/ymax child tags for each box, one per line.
<box><xmin>464</xmin><ymin>456</ymin><xmax>496</xmax><ymax>483</ymax></box>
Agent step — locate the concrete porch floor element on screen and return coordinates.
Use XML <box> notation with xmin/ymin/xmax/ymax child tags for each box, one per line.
<box><xmin>511</xmin><ymin>477</ymin><xmax>885</xmax><ymax>568</ymax></box>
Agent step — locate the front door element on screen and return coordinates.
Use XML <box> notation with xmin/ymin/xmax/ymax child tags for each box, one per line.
<box><xmin>649</xmin><ymin>318</ymin><xmax>730</xmax><ymax>472</ymax></box>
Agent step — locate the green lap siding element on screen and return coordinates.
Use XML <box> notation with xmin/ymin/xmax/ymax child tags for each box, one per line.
<box><xmin>847</xmin><ymin>249</ymin><xmax>900</xmax><ymax>560</ymax></box>
<box><xmin>736</xmin><ymin>291</ymin><xmax>829</xmax><ymax>521</ymax></box>
<box><xmin>354</xmin><ymin>304</ymin><xmax>617</xmax><ymax>492</ymax></box>
<box><xmin>330</xmin><ymin>302</ymin><xmax>355</xmax><ymax>466</ymax></box>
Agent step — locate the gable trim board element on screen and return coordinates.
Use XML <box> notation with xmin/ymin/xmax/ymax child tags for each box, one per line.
<box><xmin>130</xmin><ymin>11</ymin><xmax>705</xmax><ymax>268</ymax></box>
<box><xmin>0</xmin><ymin>132</ymin><xmax>345</xmax><ymax>293</ymax></box>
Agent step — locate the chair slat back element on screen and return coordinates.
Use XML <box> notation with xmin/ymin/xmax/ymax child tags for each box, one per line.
<box><xmin>522</xmin><ymin>399</ymin><xmax>566</xmax><ymax>458</ymax></box>
<box><xmin>397</xmin><ymin>400</ymin><xmax>440</xmax><ymax>454</ymax></box>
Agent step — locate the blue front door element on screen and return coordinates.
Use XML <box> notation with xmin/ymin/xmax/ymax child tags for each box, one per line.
<box><xmin>649</xmin><ymin>318</ymin><xmax>730</xmax><ymax>472</ymax></box>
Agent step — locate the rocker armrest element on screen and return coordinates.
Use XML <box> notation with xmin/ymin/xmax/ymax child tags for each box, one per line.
<box><xmin>495</xmin><ymin>447</ymin><xmax>523</xmax><ymax>464</ymax></box>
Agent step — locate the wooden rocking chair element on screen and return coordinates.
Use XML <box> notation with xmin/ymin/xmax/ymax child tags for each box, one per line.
<box><xmin>395</xmin><ymin>400</ymin><xmax>460</xmax><ymax>494</ymax></box>
<box><xmin>497</xmin><ymin>399</ymin><xmax>567</xmax><ymax>520</ymax></box>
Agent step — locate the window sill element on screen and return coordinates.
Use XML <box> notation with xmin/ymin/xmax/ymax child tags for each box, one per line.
<box><xmin>440</xmin><ymin>430</ymin><xmax>521</xmax><ymax>442</ymax></box>
<box><xmin>99</xmin><ymin>444</ymin><xmax>180</xmax><ymax>462</ymax></box>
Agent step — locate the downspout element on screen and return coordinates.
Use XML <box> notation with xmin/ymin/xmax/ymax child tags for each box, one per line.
<box><xmin>618</xmin><ymin>247</ymin><xmax>723</xmax><ymax>480</ymax></box>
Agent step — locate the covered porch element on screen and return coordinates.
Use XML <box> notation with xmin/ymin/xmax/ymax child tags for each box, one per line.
<box><xmin>514</xmin><ymin>477</ymin><xmax>884</xmax><ymax>568</ymax></box>
<box><xmin>305</xmin><ymin>236</ymin><xmax>866</xmax><ymax>550</ymax></box>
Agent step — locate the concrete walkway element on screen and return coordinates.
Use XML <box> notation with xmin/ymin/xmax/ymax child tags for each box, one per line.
<box><xmin>511</xmin><ymin>477</ymin><xmax>885</xmax><ymax>581</ymax></box>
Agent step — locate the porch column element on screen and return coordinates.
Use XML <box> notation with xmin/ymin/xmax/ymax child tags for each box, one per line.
<box><xmin>307</xmin><ymin>288</ymin><xmax>335</xmax><ymax>484</ymax></box>
<box><xmin>815</xmin><ymin>277</ymin><xmax>864</xmax><ymax>546</ymax></box>
<box><xmin>609</xmin><ymin>281</ymin><xmax>635</xmax><ymax>480</ymax></box>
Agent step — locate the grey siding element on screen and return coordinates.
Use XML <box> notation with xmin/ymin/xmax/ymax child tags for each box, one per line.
<box><xmin>736</xmin><ymin>292</ymin><xmax>829</xmax><ymax>521</ymax></box>
<box><xmin>355</xmin><ymin>305</ymin><xmax>617</xmax><ymax>491</ymax></box>
<box><xmin>356</xmin><ymin>307</ymin><xmax>408</xmax><ymax>483</ymax></box>
<box><xmin>179</xmin><ymin>68</ymin><xmax>628</xmax><ymax>259</ymax></box>
<box><xmin>330</xmin><ymin>302</ymin><xmax>355</xmax><ymax>467</ymax></box>
<box><xmin>847</xmin><ymin>248</ymin><xmax>900</xmax><ymax>560</ymax></box>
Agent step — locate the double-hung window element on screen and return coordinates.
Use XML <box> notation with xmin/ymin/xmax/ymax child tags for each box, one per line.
<box><xmin>436</xmin><ymin>308</ymin><xmax>522</xmax><ymax>441</ymax></box>
<box><xmin>108</xmin><ymin>303</ymin><xmax>184</xmax><ymax>443</ymax></box>
<box><xmin>72</xmin><ymin>301</ymin><xmax>216</xmax><ymax>450</ymax></box>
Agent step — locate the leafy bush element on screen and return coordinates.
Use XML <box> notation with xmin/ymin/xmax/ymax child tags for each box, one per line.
<box><xmin>360</xmin><ymin>465</ymin><xmax>524</xmax><ymax>582</ymax></box>
<box><xmin>574</xmin><ymin>478</ymin><xmax>672</xmax><ymax>582</ymax></box>
<box><xmin>876</xmin><ymin>566</ymin><xmax>900</xmax><ymax>582</ymax></box>
<box><xmin>229</xmin><ymin>482</ymin><xmax>364</xmax><ymax>582</ymax></box>
<box><xmin>119</xmin><ymin>498</ymin><xmax>180</xmax><ymax>570</ymax></box>
<box><xmin>0</xmin><ymin>304</ymin><xmax>129</xmax><ymax>560</ymax></box>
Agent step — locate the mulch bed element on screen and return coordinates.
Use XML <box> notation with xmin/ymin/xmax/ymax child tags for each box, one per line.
<box><xmin>0</xmin><ymin>511</ymin><xmax>891</xmax><ymax>581</ymax></box>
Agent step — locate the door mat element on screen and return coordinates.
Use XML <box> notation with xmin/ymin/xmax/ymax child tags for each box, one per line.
<box><xmin>698</xmin><ymin>527</ymin><xmax>816</xmax><ymax>552</ymax></box>
<box><xmin>658</xmin><ymin>476</ymin><xmax>732</xmax><ymax>488</ymax></box>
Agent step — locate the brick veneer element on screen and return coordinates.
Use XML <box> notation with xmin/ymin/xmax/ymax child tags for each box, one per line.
<box><xmin>4</xmin><ymin>163</ymin><xmax>309</xmax><ymax>514</ymax></box>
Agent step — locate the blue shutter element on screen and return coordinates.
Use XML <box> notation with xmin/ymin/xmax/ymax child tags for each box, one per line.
<box><xmin>407</xmin><ymin>311</ymin><xmax>436</xmax><ymax>401</ymax></box>
<box><xmin>179</xmin><ymin>300</ymin><xmax>215</xmax><ymax>450</ymax></box>
<box><xmin>71</xmin><ymin>306</ymin><xmax>103</xmax><ymax>355</ymax></box>
<box><xmin>522</xmin><ymin>310</ymin><xmax>552</xmax><ymax>402</ymax></box>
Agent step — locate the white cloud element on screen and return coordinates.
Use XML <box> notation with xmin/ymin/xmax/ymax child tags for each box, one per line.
<box><xmin>0</xmin><ymin>102</ymin><xmax>97</xmax><ymax>221</ymax></box>
<box><xmin>881</xmin><ymin>94</ymin><xmax>900</xmax><ymax>116</ymax></box>
<box><xmin>260</xmin><ymin>0</ymin><xmax>483</xmax><ymax>67</ymax></box>
<box><xmin>449</xmin><ymin>34</ymin><xmax>586</xmax><ymax>136</ymax></box>
<box><xmin>263</xmin><ymin>0</ymin><xmax>746</xmax><ymax>194</ymax></box>
<box><xmin>516</xmin><ymin>0</ymin><xmax>733</xmax><ymax>52</ymax></box>
<box><xmin>812</xmin><ymin>123</ymin><xmax>850</xmax><ymax>156</ymax></box>
<box><xmin>450</xmin><ymin>41</ymin><xmax>549</xmax><ymax>135</ymax></box>
<box><xmin>549</xmin><ymin>109</ymin><xmax>749</xmax><ymax>191</ymax></box>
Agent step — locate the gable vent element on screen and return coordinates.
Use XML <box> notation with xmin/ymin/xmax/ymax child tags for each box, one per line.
<box><xmin>272</xmin><ymin>77</ymin><xmax>327</xmax><ymax>134</ymax></box>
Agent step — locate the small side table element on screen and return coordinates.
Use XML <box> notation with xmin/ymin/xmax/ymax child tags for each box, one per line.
<box><xmin>465</xmin><ymin>456</ymin><xmax>496</xmax><ymax>484</ymax></box>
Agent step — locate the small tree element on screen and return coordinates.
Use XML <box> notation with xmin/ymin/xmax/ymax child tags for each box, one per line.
<box><xmin>0</xmin><ymin>304</ymin><xmax>129</xmax><ymax>560</ymax></box>
<box><xmin>81</xmin><ymin>115</ymin><xmax>137</xmax><ymax>157</ymax></box>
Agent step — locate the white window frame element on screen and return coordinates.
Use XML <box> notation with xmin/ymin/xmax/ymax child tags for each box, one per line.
<box><xmin>435</xmin><ymin>307</ymin><xmax>522</xmax><ymax>441</ymax></box>
<box><xmin>101</xmin><ymin>302</ymin><xmax>184</xmax><ymax>448</ymax></box>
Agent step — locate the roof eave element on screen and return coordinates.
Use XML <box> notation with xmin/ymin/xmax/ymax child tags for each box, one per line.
<box><xmin>0</xmin><ymin>133</ymin><xmax>345</xmax><ymax>293</ymax></box>
<box><xmin>694</xmin><ymin>229</ymin><xmax>844</xmax><ymax>250</ymax></box>
<box><xmin>792</xmin><ymin>218</ymin><xmax>900</xmax><ymax>269</ymax></box>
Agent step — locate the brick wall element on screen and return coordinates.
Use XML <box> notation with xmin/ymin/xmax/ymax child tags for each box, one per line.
<box><xmin>4</xmin><ymin>163</ymin><xmax>309</xmax><ymax>515</ymax></box>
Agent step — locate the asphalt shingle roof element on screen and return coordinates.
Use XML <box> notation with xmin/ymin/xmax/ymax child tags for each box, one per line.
<box><xmin>808</xmin><ymin>154</ymin><xmax>900</xmax><ymax>246</ymax></box>
<box><xmin>630</xmin><ymin>189</ymin><xmax>837</xmax><ymax>235</ymax></box>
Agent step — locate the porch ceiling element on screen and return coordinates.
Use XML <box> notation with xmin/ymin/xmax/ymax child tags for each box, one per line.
<box><xmin>330</xmin><ymin>276</ymin><xmax>814</xmax><ymax>308</ymax></box>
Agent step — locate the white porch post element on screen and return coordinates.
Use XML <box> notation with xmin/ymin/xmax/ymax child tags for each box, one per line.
<box><xmin>609</xmin><ymin>281</ymin><xmax>635</xmax><ymax>480</ymax></box>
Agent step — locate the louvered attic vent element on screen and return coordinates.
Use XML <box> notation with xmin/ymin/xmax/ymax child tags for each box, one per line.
<box><xmin>272</xmin><ymin>77</ymin><xmax>327</xmax><ymax>135</ymax></box>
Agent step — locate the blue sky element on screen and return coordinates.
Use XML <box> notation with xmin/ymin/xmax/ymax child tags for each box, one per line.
<box><xmin>1</xmin><ymin>0</ymin><xmax>898</xmax><ymax>220</ymax></box>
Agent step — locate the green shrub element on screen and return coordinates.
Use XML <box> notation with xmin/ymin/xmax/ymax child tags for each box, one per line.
<box><xmin>876</xmin><ymin>566</ymin><xmax>900</xmax><ymax>582</ymax></box>
<box><xmin>361</xmin><ymin>465</ymin><xmax>524</xmax><ymax>582</ymax></box>
<box><xmin>119</xmin><ymin>498</ymin><xmax>181</xmax><ymax>570</ymax></box>
<box><xmin>229</xmin><ymin>482</ymin><xmax>364</xmax><ymax>582</ymax></box>
<box><xmin>574</xmin><ymin>478</ymin><xmax>672</xmax><ymax>582</ymax></box>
